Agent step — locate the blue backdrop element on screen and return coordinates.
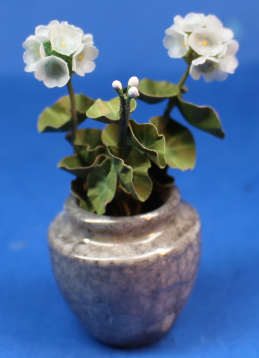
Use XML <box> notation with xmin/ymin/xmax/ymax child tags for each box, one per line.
<box><xmin>1</xmin><ymin>0</ymin><xmax>258</xmax><ymax>357</ymax></box>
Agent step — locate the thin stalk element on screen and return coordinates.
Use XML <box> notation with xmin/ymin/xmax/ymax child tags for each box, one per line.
<box><xmin>119</xmin><ymin>95</ymin><xmax>130</xmax><ymax>157</ymax></box>
<box><xmin>163</xmin><ymin>61</ymin><xmax>191</xmax><ymax>118</ymax></box>
<box><xmin>67</xmin><ymin>79</ymin><xmax>78</xmax><ymax>151</ymax></box>
<box><xmin>178</xmin><ymin>61</ymin><xmax>191</xmax><ymax>89</ymax></box>
<box><xmin>163</xmin><ymin>97</ymin><xmax>177</xmax><ymax>118</ymax></box>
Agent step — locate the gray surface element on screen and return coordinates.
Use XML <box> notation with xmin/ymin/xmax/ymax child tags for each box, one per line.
<box><xmin>48</xmin><ymin>186</ymin><xmax>201</xmax><ymax>347</ymax></box>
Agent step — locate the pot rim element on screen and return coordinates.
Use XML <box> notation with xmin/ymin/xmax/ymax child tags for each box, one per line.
<box><xmin>65</xmin><ymin>185</ymin><xmax>181</xmax><ymax>237</ymax></box>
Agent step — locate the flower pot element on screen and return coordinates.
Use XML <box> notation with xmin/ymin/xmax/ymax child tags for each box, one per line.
<box><xmin>48</xmin><ymin>186</ymin><xmax>201</xmax><ymax>348</ymax></box>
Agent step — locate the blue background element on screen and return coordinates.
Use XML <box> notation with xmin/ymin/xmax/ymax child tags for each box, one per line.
<box><xmin>1</xmin><ymin>0</ymin><xmax>258</xmax><ymax>357</ymax></box>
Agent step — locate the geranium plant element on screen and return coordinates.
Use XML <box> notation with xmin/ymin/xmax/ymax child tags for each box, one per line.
<box><xmin>23</xmin><ymin>14</ymin><xmax>238</xmax><ymax>216</ymax></box>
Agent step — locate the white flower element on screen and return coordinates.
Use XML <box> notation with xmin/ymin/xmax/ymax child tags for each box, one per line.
<box><xmin>34</xmin><ymin>55</ymin><xmax>70</xmax><ymax>88</ymax></box>
<box><xmin>72</xmin><ymin>33</ymin><xmax>98</xmax><ymax>76</ymax></box>
<box><xmin>188</xmin><ymin>28</ymin><xmax>226</xmax><ymax>57</ymax></box>
<box><xmin>35</xmin><ymin>20</ymin><xmax>59</xmax><ymax>42</ymax></box>
<box><xmin>72</xmin><ymin>44</ymin><xmax>99</xmax><ymax>76</ymax></box>
<box><xmin>23</xmin><ymin>35</ymin><xmax>45</xmax><ymax>72</ymax></box>
<box><xmin>23</xmin><ymin>21</ymin><xmax>98</xmax><ymax>84</ymax></box>
<box><xmin>83</xmin><ymin>34</ymin><xmax>94</xmax><ymax>46</ymax></box>
<box><xmin>128</xmin><ymin>86</ymin><xmax>139</xmax><ymax>98</ymax></box>
<box><xmin>50</xmin><ymin>22</ymin><xmax>83</xmax><ymax>56</ymax></box>
<box><xmin>204</xmin><ymin>15</ymin><xmax>233</xmax><ymax>42</ymax></box>
<box><xmin>173</xmin><ymin>13</ymin><xmax>206</xmax><ymax>33</ymax></box>
<box><xmin>187</xmin><ymin>14</ymin><xmax>234</xmax><ymax>57</ymax></box>
<box><xmin>112</xmin><ymin>80</ymin><xmax>123</xmax><ymax>90</ymax></box>
<box><xmin>190</xmin><ymin>57</ymin><xmax>222</xmax><ymax>82</ymax></box>
<box><xmin>218</xmin><ymin>40</ymin><xmax>239</xmax><ymax>74</ymax></box>
<box><xmin>164</xmin><ymin>13</ymin><xmax>236</xmax><ymax>61</ymax></box>
<box><xmin>190</xmin><ymin>40</ymin><xmax>239</xmax><ymax>82</ymax></box>
<box><xmin>128</xmin><ymin>76</ymin><xmax>139</xmax><ymax>87</ymax></box>
<box><xmin>163</xmin><ymin>29</ymin><xmax>189</xmax><ymax>58</ymax></box>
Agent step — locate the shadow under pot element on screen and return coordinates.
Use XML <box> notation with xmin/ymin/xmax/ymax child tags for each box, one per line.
<box><xmin>48</xmin><ymin>185</ymin><xmax>201</xmax><ymax>348</ymax></box>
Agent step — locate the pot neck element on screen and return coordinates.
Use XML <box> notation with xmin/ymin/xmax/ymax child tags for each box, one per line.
<box><xmin>65</xmin><ymin>186</ymin><xmax>180</xmax><ymax>239</ymax></box>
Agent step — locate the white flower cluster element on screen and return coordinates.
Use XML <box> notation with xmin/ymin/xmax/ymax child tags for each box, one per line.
<box><xmin>112</xmin><ymin>76</ymin><xmax>140</xmax><ymax>98</ymax></box>
<box><xmin>163</xmin><ymin>13</ymin><xmax>239</xmax><ymax>82</ymax></box>
<box><xmin>23</xmin><ymin>20</ymin><xmax>99</xmax><ymax>88</ymax></box>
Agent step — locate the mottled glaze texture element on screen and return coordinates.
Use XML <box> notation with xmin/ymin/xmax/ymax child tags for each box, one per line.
<box><xmin>48</xmin><ymin>186</ymin><xmax>201</xmax><ymax>347</ymax></box>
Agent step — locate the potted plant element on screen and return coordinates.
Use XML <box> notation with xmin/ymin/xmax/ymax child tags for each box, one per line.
<box><xmin>23</xmin><ymin>14</ymin><xmax>238</xmax><ymax>348</ymax></box>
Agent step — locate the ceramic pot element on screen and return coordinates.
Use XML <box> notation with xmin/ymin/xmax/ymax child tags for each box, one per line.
<box><xmin>48</xmin><ymin>186</ymin><xmax>201</xmax><ymax>348</ymax></box>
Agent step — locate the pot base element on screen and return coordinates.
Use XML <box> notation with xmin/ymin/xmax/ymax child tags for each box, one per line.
<box><xmin>48</xmin><ymin>188</ymin><xmax>201</xmax><ymax>348</ymax></box>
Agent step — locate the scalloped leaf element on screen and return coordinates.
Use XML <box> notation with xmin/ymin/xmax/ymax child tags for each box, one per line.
<box><xmin>101</xmin><ymin>123</ymin><xmax>119</xmax><ymax>148</ymax></box>
<box><xmin>125</xmin><ymin>147</ymin><xmax>152</xmax><ymax>201</ymax></box>
<box><xmin>38</xmin><ymin>94</ymin><xmax>94</xmax><ymax>132</ymax></box>
<box><xmin>129</xmin><ymin>120</ymin><xmax>166</xmax><ymax>168</ymax></box>
<box><xmin>72</xmin><ymin>128</ymin><xmax>103</xmax><ymax>148</ymax></box>
<box><xmin>66</xmin><ymin>129</ymin><xmax>104</xmax><ymax>158</ymax></box>
<box><xmin>176</xmin><ymin>97</ymin><xmax>225</xmax><ymax>139</ymax></box>
<box><xmin>106</xmin><ymin>149</ymin><xmax>134</xmax><ymax>197</ymax></box>
<box><xmin>150</xmin><ymin>116</ymin><xmax>196</xmax><ymax>170</ymax></box>
<box><xmin>58</xmin><ymin>150</ymin><xmax>106</xmax><ymax>177</ymax></box>
<box><xmin>86</xmin><ymin>97</ymin><xmax>137</xmax><ymax>122</ymax></box>
<box><xmin>87</xmin><ymin>159</ymin><xmax>117</xmax><ymax>215</ymax></box>
<box><xmin>138</xmin><ymin>79</ymin><xmax>180</xmax><ymax>104</ymax></box>
<box><xmin>102</xmin><ymin>124</ymin><xmax>153</xmax><ymax>201</ymax></box>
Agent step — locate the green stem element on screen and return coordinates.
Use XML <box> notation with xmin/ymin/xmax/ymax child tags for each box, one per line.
<box><xmin>119</xmin><ymin>95</ymin><xmax>130</xmax><ymax>157</ymax></box>
<box><xmin>163</xmin><ymin>97</ymin><xmax>177</xmax><ymax>118</ymax></box>
<box><xmin>67</xmin><ymin>79</ymin><xmax>78</xmax><ymax>151</ymax></box>
<box><xmin>178</xmin><ymin>61</ymin><xmax>191</xmax><ymax>89</ymax></box>
<box><xmin>163</xmin><ymin>62</ymin><xmax>191</xmax><ymax>118</ymax></box>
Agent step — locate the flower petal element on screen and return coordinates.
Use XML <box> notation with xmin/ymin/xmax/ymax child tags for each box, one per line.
<box><xmin>34</xmin><ymin>55</ymin><xmax>70</xmax><ymax>88</ymax></box>
<box><xmin>35</xmin><ymin>20</ymin><xmax>60</xmax><ymax>42</ymax></box>
<box><xmin>23</xmin><ymin>35</ymin><xmax>43</xmax><ymax>72</ymax></box>
<box><xmin>189</xmin><ymin>28</ymin><xmax>226</xmax><ymax>56</ymax></box>
<box><xmin>190</xmin><ymin>56</ymin><xmax>222</xmax><ymax>82</ymax></box>
<box><xmin>83</xmin><ymin>34</ymin><xmax>94</xmax><ymax>46</ymax></box>
<box><xmin>72</xmin><ymin>45</ymin><xmax>99</xmax><ymax>76</ymax></box>
<box><xmin>163</xmin><ymin>31</ymin><xmax>189</xmax><ymax>58</ymax></box>
<box><xmin>181</xmin><ymin>13</ymin><xmax>206</xmax><ymax>32</ymax></box>
<box><xmin>219</xmin><ymin>55</ymin><xmax>239</xmax><ymax>74</ymax></box>
<box><xmin>205</xmin><ymin>15</ymin><xmax>223</xmax><ymax>29</ymax></box>
<box><xmin>50</xmin><ymin>23</ymin><xmax>83</xmax><ymax>56</ymax></box>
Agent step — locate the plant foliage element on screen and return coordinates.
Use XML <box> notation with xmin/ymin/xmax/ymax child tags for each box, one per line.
<box><xmin>39</xmin><ymin>77</ymin><xmax>225</xmax><ymax>215</ymax></box>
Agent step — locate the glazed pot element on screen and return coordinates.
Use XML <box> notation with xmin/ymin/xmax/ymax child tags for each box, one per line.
<box><xmin>48</xmin><ymin>186</ymin><xmax>201</xmax><ymax>348</ymax></box>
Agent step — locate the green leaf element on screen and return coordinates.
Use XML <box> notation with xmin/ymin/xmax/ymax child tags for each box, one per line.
<box><xmin>86</xmin><ymin>97</ymin><xmax>137</xmax><ymax>122</ymax></box>
<box><xmin>87</xmin><ymin>159</ymin><xmax>117</xmax><ymax>215</ymax></box>
<box><xmin>58</xmin><ymin>150</ymin><xmax>106</xmax><ymax>177</ymax></box>
<box><xmin>106</xmin><ymin>148</ymin><xmax>135</xmax><ymax>197</ymax></box>
<box><xmin>102</xmin><ymin>124</ymin><xmax>153</xmax><ymax>201</ymax></box>
<box><xmin>129</xmin><ymin>120</ymin><xmax>166</xmax><ymax>168</ymax></box>
<box><xmin>73</xmin><ymin>128</ymin><xmax>103</xmax><ymax>148</ymax></box>
<box><xmin>66</xmin><ymin>129</ymin><xmax>105</xmax><ymax>164</ymax></box>
<box><xmin>150</xmin><ymin>116</ymin><xmax>196</xmax><ymax>170</ymax></box>
<box><xmin>38</xmin><ymin>94</ymin><xmax>94</xmax><ymax>132</ymax></box>
<box><xmin>138</xmin><ymin>79</ymin><xmax>180</xmax><ymax>103</ymax></box>
<box><xmin>108</xmin><ymin>146</ymin><xmax>152</xmax><ymax>202</ymax></box>
<box><xmin>101</xmin><ymin>123</ymin><xmax>120</xmax><ymax>148</ymax></box>
<box><xmin>62</xmin><ymin>129</ymin><xmax>106</xmax><ymax>173</ymax></box>
<box><xmin>125</xmin><ymin>146</ymin><xmax>152</xmax><ymax>201</ymax></box>
<box><xmin>176</xmin><ymin>97</ymin><xmax>225</xmax><ymax>139</ymax></box>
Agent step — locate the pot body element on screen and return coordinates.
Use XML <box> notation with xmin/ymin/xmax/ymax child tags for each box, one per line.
<box><xmin>48</xmin><ymin>187</ymin><xmax>201</xmax><ymax>347</ymax></box>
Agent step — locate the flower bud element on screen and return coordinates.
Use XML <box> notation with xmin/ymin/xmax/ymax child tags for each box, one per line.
<box><xmin>128</xmin><ymin>76</ymin><xmax>139</xmax><ymax>87</ymax></box>
<box><xmin>128</xmin><ymin>86</ymin><xmax>139</xmax><ymax>98</ymax></box>
<box><xmin>112</xmin><ymin>80</ymin><xmax>123</xmax><ymax>90</ymax></box>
